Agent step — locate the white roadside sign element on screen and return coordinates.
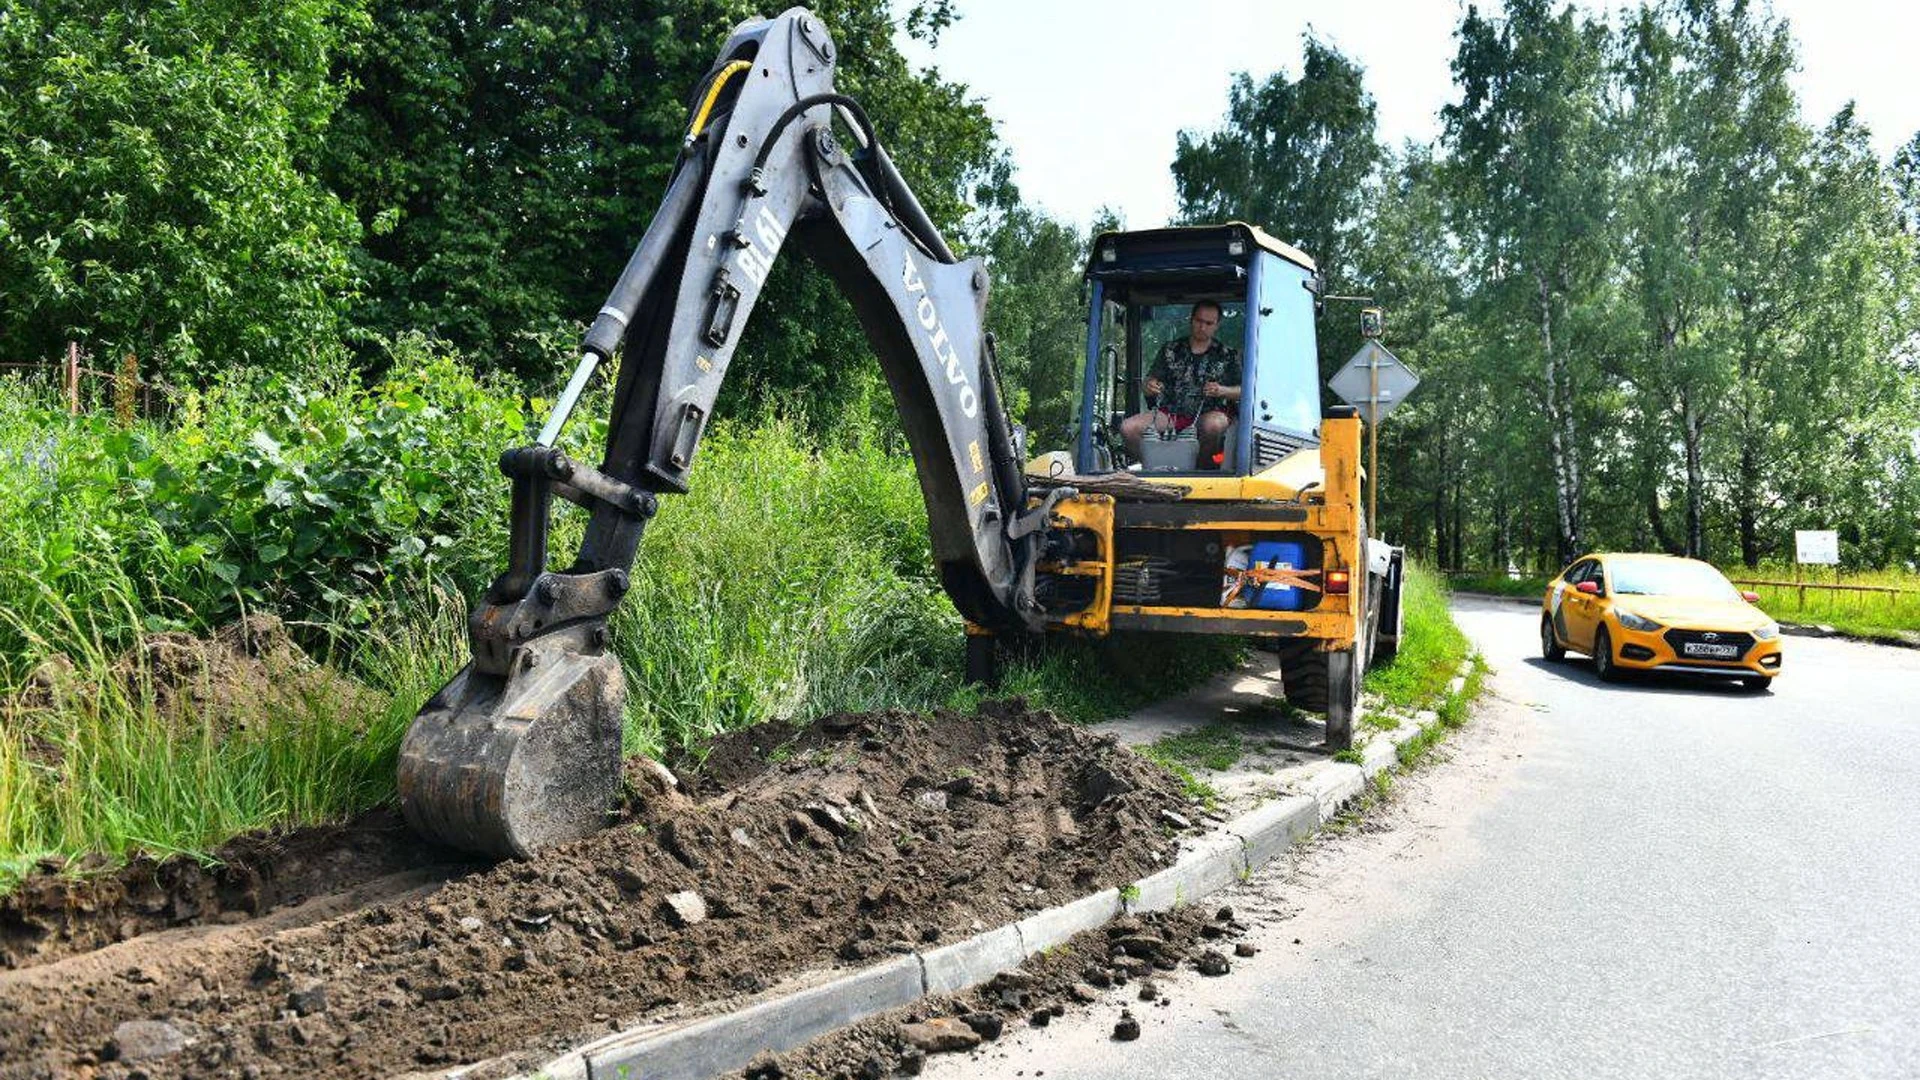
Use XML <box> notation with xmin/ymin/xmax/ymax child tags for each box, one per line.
<box><xmin>1328</xmin><ymin>341</ymin><xmax>1420</xmax><ymax>425</ymax></box>
<box><xmin>1794</xmin><ymin>529</ymin><xmax>1839</xmax><ymax>565</ymax></box>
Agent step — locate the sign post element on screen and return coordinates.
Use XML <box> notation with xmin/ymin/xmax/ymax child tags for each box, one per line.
<box><xmin>1328</xmin><ymin>338</ymin><xmax>1420</xmax><ymax>538</ymax></box>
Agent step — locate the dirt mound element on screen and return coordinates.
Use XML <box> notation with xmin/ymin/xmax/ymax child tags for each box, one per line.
<box><xmin>0</xmin><ymin>700</ymin><xmax>1195</xmax><ymax>1079</ymax></box>
<box><xmin>10</xmin><ymin>615</ymin><xmax>374</xmax><ymax>741</ymax></box>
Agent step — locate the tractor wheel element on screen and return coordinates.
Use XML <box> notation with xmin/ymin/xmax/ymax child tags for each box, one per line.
<box><xmin>1276</xmin><ymin>639</ymin><xmax>1360</xmax><ymax>750</ymax></box>
<box><xmin>1370</xmin><ymin>557</ymin><xmax>1405</xmax><ymax>667</ymax></box>
<box><xmin>964</xmin><ymin>633</ymin><xmax>999</xmax><ymax>689</ymax></box>
<box><xmin>1275</xmin><ymin>638</ymin><xmax>1329</xmax><ymax>712</ymax></box>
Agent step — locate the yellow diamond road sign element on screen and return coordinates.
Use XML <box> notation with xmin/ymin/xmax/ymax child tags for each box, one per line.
<box><xmin>1329</xmin><ymin>341</ymin><xmax>1420</xmax><ymax>424</ymax></box>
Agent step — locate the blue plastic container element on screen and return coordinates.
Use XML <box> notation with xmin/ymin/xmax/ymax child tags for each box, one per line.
<box><xmin>1249</xmin><ymin>540</ymin><xmax>1308</xmax><ymax>611</ymax></box>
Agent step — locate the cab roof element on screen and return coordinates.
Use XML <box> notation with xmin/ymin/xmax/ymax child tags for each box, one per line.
<box><xmin>1084</xmin><ymin>222</ymin><xmax>1318</xmax><ymax>280</ymax></box>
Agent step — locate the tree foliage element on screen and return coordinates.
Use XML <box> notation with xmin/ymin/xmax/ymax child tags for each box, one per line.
<box><xmin>319</xmin><ymin>0</ymin><xmax>1004</xmax><ymax>428</ymax></box>
<box><xmin>0</xmin><ymin>0</ymin><xmax>364</xmax><ymax>382</ymax></box>
<box><xmin>1171</xmin><ymin>37</ymin><xmax>1381</xmax><ymax>296</ymax></box>
<box><xmin>1372</xmin><ymin>0</ymin><xmax>1920</xmax><ymax>570</ymax></box>
<box><xmin>1172</xmin><ymin>1</ymin><xmax>1920</xmax><ymax>571</ymax></box>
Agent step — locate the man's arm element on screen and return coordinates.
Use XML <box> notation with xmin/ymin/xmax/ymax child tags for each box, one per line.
<box><xmin>1205</xmin><ymin>351</ymin><xmax>1244</xmax><ymax>404</ymax></box>
<box><xmin>1143</xmin><ymin>342</ymin><xmax>1174</xmax><ymax>399</ymax></box>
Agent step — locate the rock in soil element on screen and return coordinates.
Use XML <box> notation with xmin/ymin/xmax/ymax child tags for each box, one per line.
<box><xmin>1113</xmin><ymin>1010</ymin><xmax>1142</xmax><ymax>1041</ymax></box>
<box><xmin>660</xmin><ymin>889</ymin><xmax>709</xmax><ymax>927</ymax></box>
<box><xmin>286</xmin><ymin>979</ymin><xmax>328</xmax><ymax>1016</ymax></box>
<box><xmin>1196</xmin><ymin>949</ymin><xmax>1232</xmax><ymax>976</ymax></box>
<box><xmin>1235</xmin><ymin>942</ymin><xmax>1258</xmax><ymax>958</ymax></box>
<box><xmin>107</xmin><ymin>1020</ymin><xmax>186</xmax><ymax>1062</ymax></box>
<box><xmin>1</xmin><ymin>700</ymin><xmax>1193</xmax><ymax>1080</ymax></box>
<box><xmin>898</xmin><ymin>1017</ymin><xmax>982</xmax><ymax>1054</ymax></box>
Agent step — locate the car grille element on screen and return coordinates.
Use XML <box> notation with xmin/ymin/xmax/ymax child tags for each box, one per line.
<box><xmin>1662</xmin><ymin>628</ymin><xmax>1754</xmax><ymax>661</ymax></box>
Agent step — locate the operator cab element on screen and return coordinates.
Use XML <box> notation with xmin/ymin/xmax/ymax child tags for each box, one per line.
<box><xmin>1074</xmin><ymin>223</ymin><xmax>1322</xmax><ymax>477</ymax></box>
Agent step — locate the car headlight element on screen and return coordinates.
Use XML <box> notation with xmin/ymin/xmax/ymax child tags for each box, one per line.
<box><xmin>1752</xmin><ymin>621</ymin><xmax>1780</xmax><ymax>641</ymax></box>
<box><xmin>1615</xmin><ymin>609</ymin><xmax>1662</xmax><ymax>632</ymax></box>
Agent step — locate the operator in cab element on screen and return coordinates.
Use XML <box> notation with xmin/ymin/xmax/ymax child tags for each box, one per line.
<box><xmin>1119</xmin><ymin>301</ymin><xmax>1242</xmax><ymax>468</ymax></box>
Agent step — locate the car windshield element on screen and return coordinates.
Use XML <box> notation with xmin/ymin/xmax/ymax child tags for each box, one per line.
<box><xmin>1609</xmin><ymin>559</ymin><xmax>1741</xmax><ymax>599</ymax></box>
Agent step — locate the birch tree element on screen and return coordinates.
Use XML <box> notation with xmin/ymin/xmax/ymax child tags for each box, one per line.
<box><xmin>1442</xmin><ymin>0</ymin><xmax>1615</xmax><ymax>563</ymax></box>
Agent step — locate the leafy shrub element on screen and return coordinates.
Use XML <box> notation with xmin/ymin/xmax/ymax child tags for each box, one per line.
<box><xmin>0</xmin><ymin>337</ymin><xmax>527</xmax><ymax>669</ymax></box>
<box><xmin>137</xmin><ymin>344</ymin><xmax>523</xmax><ymax>627</ymax></box>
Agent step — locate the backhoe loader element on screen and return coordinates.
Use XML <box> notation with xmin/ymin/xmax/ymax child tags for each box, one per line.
<box><xmin>398</xmin><ymin>6</ymin><xmax>1403</xmax><ymax>859</ymax></box>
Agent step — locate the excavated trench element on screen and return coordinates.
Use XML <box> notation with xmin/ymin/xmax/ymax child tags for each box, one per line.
<box><xmin>0</xmin><ymin>700</ymin><xmax>1200</xmax><ymax>1079</ymax></box>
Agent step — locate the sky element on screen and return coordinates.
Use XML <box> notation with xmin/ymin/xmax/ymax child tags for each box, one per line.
<box><xmin>894</xmin><ymin>0</ymin><xmax>1920</xmax><ymax>231</ymax></box>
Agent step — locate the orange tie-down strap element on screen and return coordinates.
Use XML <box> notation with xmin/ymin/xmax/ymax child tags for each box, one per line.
<box><xmin>1223</xmin><ymin>566</ymin><xmax>1322</xmax><ymax>607</ymax></box>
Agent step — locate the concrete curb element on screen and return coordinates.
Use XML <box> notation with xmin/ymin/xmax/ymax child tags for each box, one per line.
<box><xmin>522</xmin><ymin>658</ymin><xmax>1481</xmax><ymax>1080</ymax></box>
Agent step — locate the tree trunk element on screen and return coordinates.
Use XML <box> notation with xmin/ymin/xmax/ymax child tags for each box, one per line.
<box><xmin>1647</xmin><ymin>483</ymin><xmax>1681</xmax><ymax>555</ymax></box>
<box><xmin>1538</xmin><ymin>274</ymin><xmax>1581</xmax><ymax>561</ymax></box>
<box><xmin>1682</xmin><ymin>390</ymin><xmax>1705</xmax><ymax>559</ymax></box>
<box><xmin>1450</xmin><ymin>476</ymin><xmax>1464</xmax><ymax>571</ymax></box>
<box><xmin>1735</xmin><ymin>343</ymin><xmax>1764</xmax><ymax>569</ymax></box>
<box><xmin>1737</xmin><ymin>439</ymin><xmax>1762</xmax><ymax>567</ymax></box>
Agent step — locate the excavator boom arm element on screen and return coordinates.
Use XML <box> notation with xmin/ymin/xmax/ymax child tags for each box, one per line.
<box><xmin>398</xmin><ymin>7</ymin><xmax>1062</xmax><ymax>859</ymax></box>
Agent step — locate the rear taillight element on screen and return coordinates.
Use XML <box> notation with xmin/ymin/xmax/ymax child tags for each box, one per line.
<box><xmin>1325</xmin><ymin>569</ymin><xmax>1351</xmax><ymax>594</ymax></box>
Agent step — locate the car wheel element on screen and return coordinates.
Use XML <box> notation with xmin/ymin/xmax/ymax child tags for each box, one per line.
<box><xmin>1741</xmin><ymin>675</ymin><xmax>1773</xmax><ymax>693</ymax></box>
<box><xmin>1593</xmin><ymin>626</ymin><xmax>1621</xmax><ymax>683</ymax></box>
<box><xmin>1541</xmin><ymin>614</ymin><xmax>1566</xmax><ymax>662</ymax></box>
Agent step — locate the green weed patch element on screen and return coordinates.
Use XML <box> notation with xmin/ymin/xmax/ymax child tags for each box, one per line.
<box><xmin>1365</xmin><ymin>562</ymin><xmax>1471</xmax><ymax>711</ymax></box>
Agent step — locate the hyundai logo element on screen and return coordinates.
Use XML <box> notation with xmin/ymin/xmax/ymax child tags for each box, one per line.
<box><xmin>1703</xmin><ymin>632</ymin><xmax>1720</xmax><ymax>642</ymax></box>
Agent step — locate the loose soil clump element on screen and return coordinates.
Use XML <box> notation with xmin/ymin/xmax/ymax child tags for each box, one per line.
<box><xmin>0</xmin><ymin>700</ymin><xmax>1195</xmax><ymax>1079</ymax></box>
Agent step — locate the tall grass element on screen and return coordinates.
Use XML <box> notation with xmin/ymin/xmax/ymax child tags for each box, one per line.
<box><xmin>0</xmin><ymin>563</ymin><xmax>467</xmax><ymax>887</ymax></box>
<box><xmin>1365</xmin><ymin>562</ymin><xmax>1471</xmax><ymax>711</ymax></box>
<box><xmin>1729</xmin><ymin>565</ymin><xmax>1920</xmax><ymax>636</ymax></box>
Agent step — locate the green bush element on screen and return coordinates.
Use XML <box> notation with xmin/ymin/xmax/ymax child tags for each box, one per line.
<box><xmin>139</xmin><ymin>345</ymin><xmax>523</xmax><ymax>627</ymax></box>
<box><xmin>0</xmin><ymin>337</ymin><xmax>526</xmax><ymax>670</ymax></box>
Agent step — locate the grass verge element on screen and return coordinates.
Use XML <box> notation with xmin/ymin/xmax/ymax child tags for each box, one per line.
<box><xmin>1366</xmin><ymin>562</ymin><xmax>1472</xmax><ymax>711</ymax></box>
<box><xmin>1</xmin><ymin>378</ymin><xmax>1248</xmax><ymax>885</ymax></box>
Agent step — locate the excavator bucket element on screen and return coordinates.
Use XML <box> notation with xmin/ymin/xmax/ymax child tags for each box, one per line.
<box><xmin>397</xmin><ymin>645</ymin><xmax>627</xmax><ymax>859</ymax></box>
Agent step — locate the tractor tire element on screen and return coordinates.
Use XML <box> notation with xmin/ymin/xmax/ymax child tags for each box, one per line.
<box><xmin>1370</xmin><ymin>554</ymin><xmax>1405</xmax><ymax>668</ymax></box>
<box><xmin>1276</xmin><ymin>639</ymin><xmax>1361</xmax><ymax>750</ymax></box>
<box><xmin>1274</xmin><ymin>638</ymin><xmax>1329</xmax><ymax>712</ymax></box>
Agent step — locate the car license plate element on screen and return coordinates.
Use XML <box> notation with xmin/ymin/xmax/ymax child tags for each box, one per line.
<box><xmin>1682</xmin><ymin>642</ymin><xmax>1739</xmax><ymax>659</ymax></box>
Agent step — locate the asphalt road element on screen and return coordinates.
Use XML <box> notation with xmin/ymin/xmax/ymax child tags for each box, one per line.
<box><xmin>930</xmin><ymin>595</ymin><xmax>1920</xmax><ymax>1080</ymax></box>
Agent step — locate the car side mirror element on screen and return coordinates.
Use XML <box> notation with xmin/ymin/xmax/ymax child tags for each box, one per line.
<box><xmin>1741</xmin><ymin>590</ymin><xmax>1761</xmax><ymax>603</ymax></box>
<box><xmin>1575</xmin><ymin>581</ymin><xmax>1600</xmax><ymax>596</ymax></box>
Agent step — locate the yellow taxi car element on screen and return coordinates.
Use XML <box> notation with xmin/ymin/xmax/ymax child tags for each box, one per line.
<box><xmin>1541</xmin><ymin>553</ymin><xmax>1782</xmax><ymax>690</ymax></box>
